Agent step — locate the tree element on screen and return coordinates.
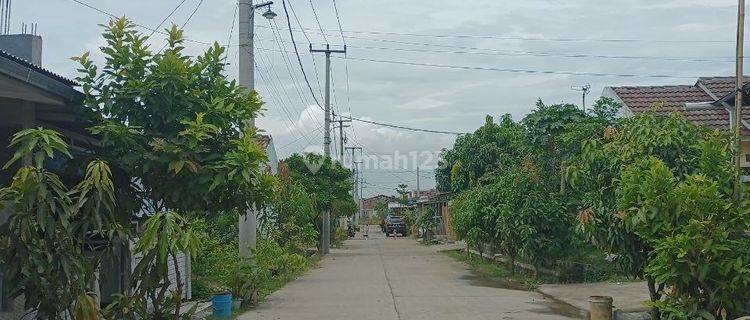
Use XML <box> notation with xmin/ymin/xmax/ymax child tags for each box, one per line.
<box><xmin>73</xmin><ymin>18</ymin><xmax>273</xmax><ymax>216</ymax></box>
<box><xmin>615</xmin><ymin>133</ymin><xmax>750</xmax><ymax>319</ymax></box>
<box><xmin>70</xmin><ymin>18</ymin><xmax>275</xmax><ymax>318</ymax></box>
<box><xmin>105</xmin><ymin>211</ymin><xmax>200</xmax><ymax>320</ymax></box>
<box><xmin>0</xmin><ymin>128</ymin><xmax>120</xmax><ymax>319</ymax></box>
<box><xmin>395</xmin><ymin>183</ymin><xmax>409</xmax><ymax>204</ymax></box>
<box><xmin>284</xmin><ymin>153</ymin><xmax>355</xmax><ymax>245</ymax></box>
<box><xmin>436</xmin><ymin>114</ymin><xmax>528</xmax><ymax>193</ymax></box>
<box><xmin>568</xmin><ymin>111</ymin><xmax>710</xmax><ymax>319</ymax></box>
<box><xmin>267</xmin><ymin>162</ymin><xmax>318</xmax><ymax>251</ymax></box>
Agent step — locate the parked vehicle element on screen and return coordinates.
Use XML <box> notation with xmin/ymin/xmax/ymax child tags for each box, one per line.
<box><xmin>384</xmin><ymin>216</ymin><xmax>407</xmax><ymax>237</ymax></box>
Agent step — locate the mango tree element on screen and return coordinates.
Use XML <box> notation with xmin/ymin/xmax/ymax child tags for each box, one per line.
<box><xmin>0</xmin><ymin>128</ymin><xmax>120</xmax><ymax>319</ymax></box>
<box><xmin>72</xmin><ymin>18</ymin><xmax>273</xmax><ymax>317</ymax></box>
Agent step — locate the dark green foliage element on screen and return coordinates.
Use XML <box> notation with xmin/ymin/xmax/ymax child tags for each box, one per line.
<box><xmin>73</xmin><ymin>18</ymin><xmax>272</xmax><ymax>215</ymax></box>
<box><xmin>0</xmin><ymin>128</ymin><xmax>120</xmax><ymax>319</ymax></box>
<box><xmin>284</xmin><ymin>153</ymin><xmax>356</xmax><ymax>221</ymax></box>
<box><xmin>436</xmin><ymin>114</ymin><xmax>528</xmax><ymax>193</ymax></box>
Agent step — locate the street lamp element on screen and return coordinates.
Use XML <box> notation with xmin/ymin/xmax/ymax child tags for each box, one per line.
<box><xmin>261</xmin><ymin>6</ymin><xmax>277</xmax><ymax>20</ymax></box>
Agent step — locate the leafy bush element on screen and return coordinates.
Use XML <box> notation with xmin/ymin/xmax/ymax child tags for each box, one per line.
<box><xmin>617</xmin><ymin>142</ymin><xmax>750</xmax><ymax>319</ymax></box>
<box><xmin>0</xmin><ymin>128</ymin><xmax>121</xmax><ymax>319</ymax></box>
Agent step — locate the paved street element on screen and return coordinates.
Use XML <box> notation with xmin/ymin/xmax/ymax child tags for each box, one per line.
<box><xmin>239</xmin><ymin>226</ymin><xmax>581</xmax><ymax>320</ymax></box>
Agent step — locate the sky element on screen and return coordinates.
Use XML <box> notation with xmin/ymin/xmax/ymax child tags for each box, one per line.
<box><xmin>9</xmin><ymin>0</ymin><xmax>743</xmax><ymax>196</ymax></box>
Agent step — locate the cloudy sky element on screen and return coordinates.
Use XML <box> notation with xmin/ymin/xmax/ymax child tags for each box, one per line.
<box><xmin>12</xmin><ymin>0</ymin><xmax>742</xmax><ymax>196</ymax></box>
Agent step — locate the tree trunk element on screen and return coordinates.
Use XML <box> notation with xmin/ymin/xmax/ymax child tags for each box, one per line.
<box><xmin>646</xmin><ymin>275</ymin><xmax>661</xmax><ymax>320</ymax></box>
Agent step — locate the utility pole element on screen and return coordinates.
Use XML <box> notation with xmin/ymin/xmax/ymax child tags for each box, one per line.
<box><xmin>736</xmin><ymin>0</ymin><xmax>746</xmax><ymax>199</ymax></box>
<box><xmin>237</xmin><ymin>0</ymin><xmax>275</xmax><ymax>258</ymax></box>
<box><xmin>311</xmin><ymin>44</ymin><xmax>347</xmax><ymax>254</ymax></box>
<box><xmin>572</xmin><ymin>84</ymin><xmax>591</xmax><ymax>112</ymax></box>
<box><xmin>336</xmin><ymin>116</ymin><xmax>352</xmax><ymax>162</ymax></box>
<box><xmin>346</xmin><ymin>146</ymin><xmax>362</xmax><ymax>224</ymax></box>
<box><xmin>416</xmin><ymin>166</ymin><xmax>421</xmax><ymax>201</ymax></box>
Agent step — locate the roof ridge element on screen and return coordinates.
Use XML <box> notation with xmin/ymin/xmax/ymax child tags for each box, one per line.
<box><xmin>0</xmin><ymin>49</ymin><xmax>79</xmax><ymax>86</ymax></box>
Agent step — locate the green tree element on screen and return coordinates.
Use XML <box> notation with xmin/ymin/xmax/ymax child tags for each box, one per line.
<box><xmin>615</xmin><ymin>133</ymin><xmax>750</xmax><ymax>319</ymax></box>
<box><xmin>395</xmin><ymin>183</ymin><xmax>409</xmax><ymax>204</ymax></box>
<box><xmin>73</xmin><ymin>18</ymin><xmax>273</xmax><ymax>216</ymax></box>
<box><xmin>0</xmin><ymin>128</ymin><xmax>120</xmax><ymax>319</ymax></box>
<box><xmin>568</xmin><ymin>111</ymin><xmax>710</xmax><ymax>318</ymax></box>
<box><xmin>284</xmin><ymin>153</ymin><xmax>355</xmax><ymax>245</ymax></box>
<box><xmin>436</xmin><ymin>114</ymin><xmax>528</xmax><ymax>193</ymax></box>
<box><xmin>70</xmin><ymin>18</ymin><xmax>275</xmax><ymax>318</ymax></box>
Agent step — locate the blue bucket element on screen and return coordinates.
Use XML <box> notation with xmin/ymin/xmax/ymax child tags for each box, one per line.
<box><xmin>212</xmin><ymin>292</ymin><xmax>233</xmax><ymax>318</ymax></box>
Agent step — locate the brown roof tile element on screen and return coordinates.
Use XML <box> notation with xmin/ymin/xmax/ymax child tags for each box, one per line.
<box><xmin>612</xmin><ymin>85</ymin><xmax>713</xmax><ymax>115</ymax></box>
<box><xmin>696</xmin><ymin>77</ymin><xmax>750</xmax><ymax>99</ymax></box>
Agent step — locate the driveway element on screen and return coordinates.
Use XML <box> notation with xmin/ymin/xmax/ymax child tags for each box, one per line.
<box><xmin>239</xmin><ymin>226</ymin><xmax>581</xmax><ymax>320</ymax></box>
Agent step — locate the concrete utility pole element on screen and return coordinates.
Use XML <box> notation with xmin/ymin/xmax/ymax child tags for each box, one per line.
<box><xmin>346</xmin><ymin>146</ymin><xmax>362</xmax><ymax>223</ymax></box>
<box><xmin>311</xmin><ymin>44</ymin><xmax>347</xmax><ymax>254</ymax></box>
<box><xmin>416</xmin><ymin>166</ymin><xmax>421</xmax><ymax>200</ymax></box>
<box><xmin>238</xmin><ymin>0</ymin><xmax>275</xmax><ymax>258</ymax></box>
<box><xmin>736</xmin><ymin>0</ymin><xmax>745</xmax><ymax>199</ymax></box>
<box><xmin>336</xmin><ymin>116</ymin><xmax>352</xmax><ymax>162</ymax></box>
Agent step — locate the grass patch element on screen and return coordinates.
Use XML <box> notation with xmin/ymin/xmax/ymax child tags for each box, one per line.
<box><xmin>443</xmin><ymin>249</ymin><xmax>553</xmax><ymax>290</ymax></box>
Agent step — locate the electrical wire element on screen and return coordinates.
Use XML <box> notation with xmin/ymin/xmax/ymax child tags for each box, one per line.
<box><xmin>224</xmin><ymin>2</ymin><xmax>239</xmax><ymax>60</ymax></box>
<box><xmin>281</xmin><ymin>0</ymin><xmax>324</xmax><ymax>109</ymax></box>
<box><xmin>341</xmin><ymin>56</ymin><xmax>698</xmax><ymax>80</ymax></box>
<box><xmin>307</xmin><ymin>0</ymin><xmax>329</xmax><ymax>43</ymax></box>
<box><xmin>252</xmin><ymin>26</ymin><xmax>735</xmax><ymax>63</ymax></box>
<box><xmin>148</xmin><ymin>0</ymin><xmax>189</xmax><ymax>38</ymax></box>
<box><xmin>179</xmin><ymin>0</ymin><xmax>203</xmax><ymax>30</ymax></box>
<box><xmin>267</xmin><ymin>24</ymin><xmax>735</xmax><ymax>44</ymax></box>
<box><xmin>69</xmin><ymin>0</ymin><xmax>214</xmax><ymax>46</ymax></box>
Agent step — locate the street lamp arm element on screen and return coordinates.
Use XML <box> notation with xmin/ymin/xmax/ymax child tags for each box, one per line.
<box><xmin>252</xmin><ymin>1</ymin><xmax>273</xmax><ymax>9</ymax></box>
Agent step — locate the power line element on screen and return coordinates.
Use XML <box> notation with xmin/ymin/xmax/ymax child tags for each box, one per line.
<box><xmin>331</xmin><ymin>0</ymin><xmax>346</xmax><ymax>45</ymax></box>
<box><xmin>224</xmin><ymin>2</ymin><xmax>238</xmax><ymax>60</ymax></box>
<box><xmin>148</xmin><ymin>0</ymin><xmax>189</xmax><ymax>38</ymax></box>
<box><xmin>307</xmin><ymin>0</ymin><xmax>328</xmax><ymax>43</ymax></box>
<box><xmin>341</xmin><ymin>56</ymin><xmax>698</xmax><ymax>80</ymax></box>
<box><xmin>68</xmin><ymin>0</ymin><xmax>214</xmax><ymax>46</ymax></box>
<box><xmin>343</xmin><ymin>115</ymin><xmax>466</xmax><ymax>135</ymax></box>
<box><xmin>269</xmin><ymin>19</ymin><xmax>320</xmax><ymax>124</ymax></box>
<box><xmin>344</xmin><ymin>44</ymin><xmax>734</xmax><ymax>63</ymax></box>
<box><xmin>267</xmin><ymin>24</ymin><xmax>735</xmax><ymax>44</ymax></box>
<box><xmin>179</xmin><ymin>0</ymin><xmax>203</xmax><ymax>29</ymax></box>
<box><xmin>251</xmin><ymin>27</ymin><xmax>736</xmax><ymax>63</ymax></box>
<box><xmin>281</xmin><ymin>0</ymin><xmax>324</xmax><ymax>109</ymax></box>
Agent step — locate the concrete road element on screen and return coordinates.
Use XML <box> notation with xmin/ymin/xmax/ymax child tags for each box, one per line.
<box><xmin>239</xmin><ymin>226</ymin><xmax>581</xmax><ymax>320</ymax></box>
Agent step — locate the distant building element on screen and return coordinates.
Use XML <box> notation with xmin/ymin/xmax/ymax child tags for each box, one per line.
<box><xmin>361</xmin><ymin>195</ymin><xmax>395</xmax><ymax>219</ymax></box>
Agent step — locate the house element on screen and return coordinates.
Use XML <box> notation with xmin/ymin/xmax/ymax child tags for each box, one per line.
<box><xmin>0</xmin><ymin>33</ymin><xmax>191</xmax><ymax>318</ymax></box>
<box><xmin>361</xmin><ymin>195</ymin><xmax>395</xmax><ymax>219</ymax></box>
<box><xmin>603</xmin><ymin>76</ymin><xmax>750</xmax><ymax>173</ymax></box>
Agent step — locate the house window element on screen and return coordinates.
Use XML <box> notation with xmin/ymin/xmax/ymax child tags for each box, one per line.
<box><xmin>746</xmin><ymin>153</ymin><xmax>750</xmax><ymax>163</ymax></box>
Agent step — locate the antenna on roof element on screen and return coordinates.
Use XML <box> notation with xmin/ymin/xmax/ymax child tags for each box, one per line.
<box><xmin>0</xmin><ymin>0</ymin><xmax>11</xmax><ymax>34</ymax></box>
<box><xmin>571</xmin><ymin>84</ymin><xmax>592</xmax><ymax>112</ymax></box>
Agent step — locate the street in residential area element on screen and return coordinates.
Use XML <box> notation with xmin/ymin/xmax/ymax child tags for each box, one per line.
<box><xmin>240</xmin><ymin>226</ymin><xmax>580</xmax><ymax>320</ymax></box>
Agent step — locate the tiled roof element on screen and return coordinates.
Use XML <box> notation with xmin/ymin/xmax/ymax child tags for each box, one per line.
<box><xmin>696</xmin><ymin>77</ymin><xmax>750</xmax><ymax>99</ymax></box>
<box><xmin>0</xmin><ymin>49</ymin><xmax>78</xmax><ymax>86</ymax></box>
<box><xmin>609</xmin><ymin>76</ymin><xmax>750</xmax><ymax>134</ymax></box>
<box><xmin>612</xmin><ymin>85</ymin><xmax>713</xmax><ymax>115</ymax></box>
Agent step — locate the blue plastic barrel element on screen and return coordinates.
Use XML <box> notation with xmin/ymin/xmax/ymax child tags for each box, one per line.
<box><xmin>212</xmin><ymin>292</ymin><xmax>233</xmax><ymax>318</ymax></box>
